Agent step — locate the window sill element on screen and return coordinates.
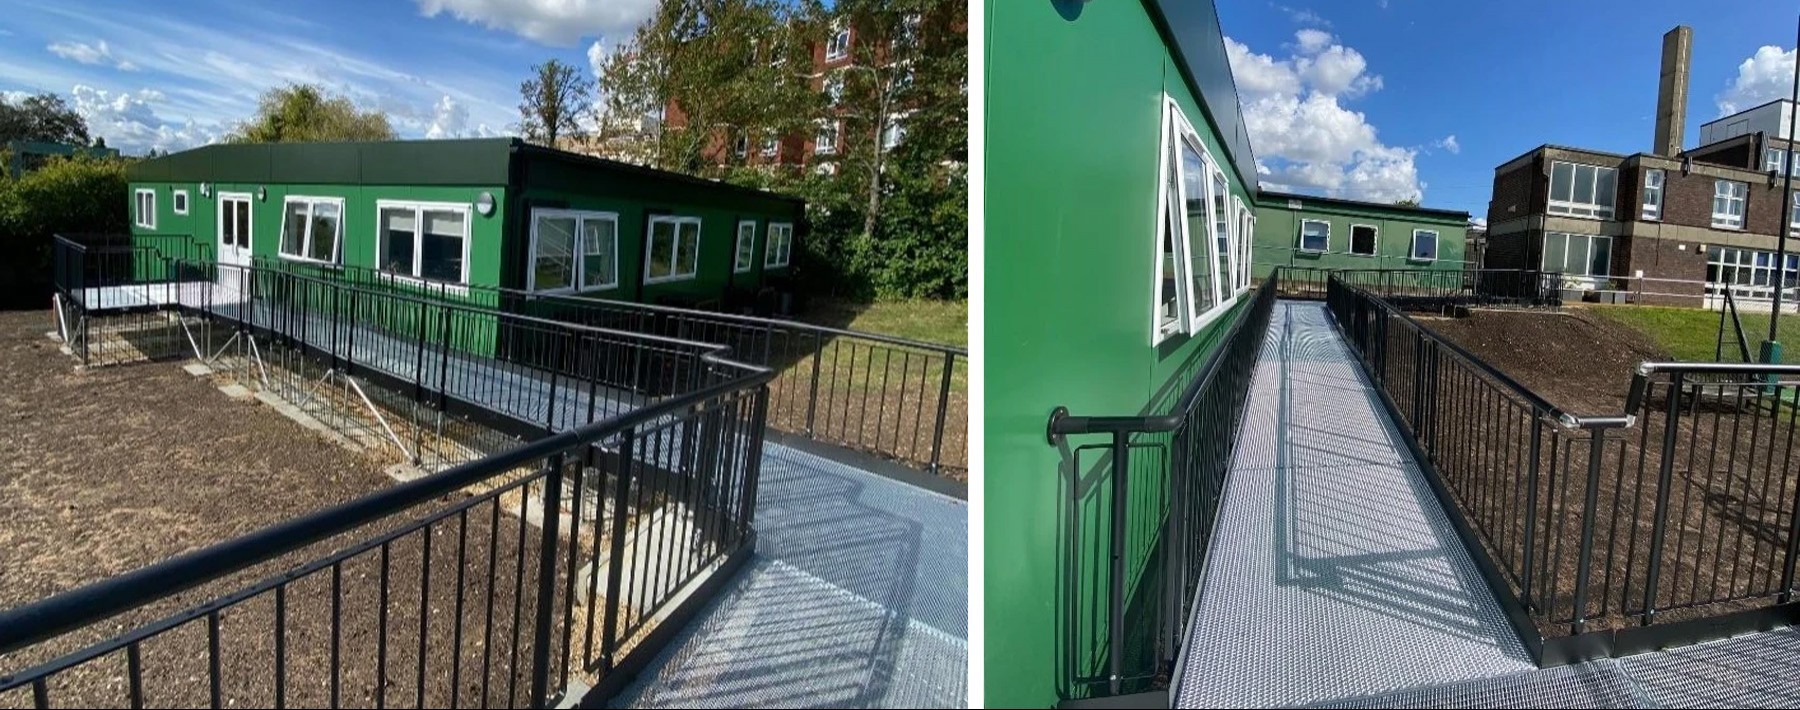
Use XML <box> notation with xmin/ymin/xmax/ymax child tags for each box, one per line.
<box><xmin>643</xmin><ymin>273</ymin><xmax>698</xmax><ymax>285</ymax></box>
<box><xmin>764</xmin><ymin>262</ymin><xmax>791</xmax><ymax>270</ymax></box>
<box><xmin>381</xmin><ymin>273</ymin><xmax>470</xmax><ymax>296</ymax></box>
<box><xmin>1711</xmin><ymin>222</ymin><xmax>1744</xmax><ymax>231</ymax></box>
<box><xmin>1348</xmin><ymin>251</ymin><xmax>1378</xmax><ymax>258</ymax></box>
<box><xmin>277</xmin><ymin>253</ymin><xmax>342</xmax><ymax>268</ymax></box>
<box><xmin>735</xmin><ymin>266</ymin><xmax>754</xmax><ymax>274</ymax></box>
<box><xmin>1296</xmin><ymin>248</ymin><xmax>1326</xmax><ymax>257</ymax></box>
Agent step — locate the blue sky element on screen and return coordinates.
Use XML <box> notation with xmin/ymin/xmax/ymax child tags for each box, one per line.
<box><xmin>1217</xmin><ymin>0</ymin><xmax>1800</xmax><ymax>221</ymax></box>
<box><xmin>0</xmin><ymin>0</ymin><xmax>650</xmax><ymax>153</ymax></box>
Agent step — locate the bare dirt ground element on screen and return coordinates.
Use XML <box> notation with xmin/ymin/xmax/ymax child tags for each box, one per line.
<box><xmin>1414</xmin><ymin>307</ymin><xmax>1800</xmax><ymax>636</ymax></box>
<box><xmin>0</xmin><ymin>308</ymin><xmax>566</xmax><ymax>708</ymax></box>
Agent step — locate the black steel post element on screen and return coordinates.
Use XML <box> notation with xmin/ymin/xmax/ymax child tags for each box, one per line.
<box><xmin>805</xmin><ymin>334</ymin><xmax>825</xmax><ymax>436</ymax></box>
<box><xmin>1765</xmin><ymin>14</ymin><xmax>1800</xmax><ymax>350</ymax></box>
<box><xmin>1521</xmin><ymin>418</ymin><xmax>1543</xmax><ymax>609</ymax></box>
<box><xmin>1570</xmin><ymin>430</ymin><xmax>1607</xmax><ymax>635</ymax></box>
<box><xmin>1107</xmin><ymin>430</ymin><xmax>1129</xmax><ymax>697</ymax></box>
<box><xmin>528</xmin><ymin>452</ymin><xmax>564</xmax><ymax>709</ymax></box>
<box><xmin>928</xmin><ymin>352</ymin><xmax>955</xmax><ymax>475</ymax></box>
<box><xmin>599</xmin><ymin>431</ymin><xmax>634</xmax><ymax>673</ymax></box>
<box><xmin>1642</xmin><ymin>375</ymin><xmax>1685</xmax><ymax>625</ymax></box>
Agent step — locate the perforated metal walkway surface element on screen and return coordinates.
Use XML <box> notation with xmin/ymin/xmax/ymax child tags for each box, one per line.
<box><xmin>607</xmin><ymin>445</ymin><xmax>968</xmax><ymax>708</ymax></box>
<box><xmin>1173</xmin><ymin>301</ymin><xmax>1533</xmax><ymax>708</ymax></box>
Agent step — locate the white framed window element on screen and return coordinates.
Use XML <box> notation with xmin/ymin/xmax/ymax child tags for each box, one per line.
<box><xmin>529</xmin><ymin>208</ymin><xmax>617</xmax><ymax>293</ymax></box>
<box><xmin>1712</xmin><ymin>179</ymin><xmax>1747</xmax><ymax>229</ymax></box>
<box><xmin>1790</xmin><ymin>191</ymin><xmax>1800</xmax><ymax>237</ymax></box>
<box><xmin>1641</xmin><ymin>168</ymin><xmax>1664</xmax><ymax>220</ymax></box>
<box><xmin>814</xmin><ymin>120</ymin><xmax>839</xmax><ymax>155</ymax></box>
<box><xmin>760</xmin><ymin>134</ymin><xmax>777</xmax><ymax>157</ymax></box>
<box><xmin>1709</xmin><ymin>245</ymin><xmax>1800</xmax><ymax>299</ymax></box>
<box><xmin>1236</xmin><ymin>203</ymin><xmax>1254</xmax><ymax>290</ymax></box>
<box><xmin>1149</xmin><ymin>95</ymin><xmax>1240</xmax><ymax>343</ymax></box>
<box><xmin>732</xmin><ymin>135</ymin><xmax>748</xmax><ymax>158</ymax></box>
<box><xmin>376</xmin><ymin>200</ymin><xmax>470</xmax><ymax>287</ymax></box>
<box><xmin>1298</xmin><ymin>219</ymin><xmax>1329</xmax><ymax>253</ymax></box>
<box><xmin>1209</xmin><ymin>165</ymin><xmax>1234</xmax><ymax>297</ymax></box>
<box><xmin>825</xmin><ymin>26</ymin><xmax>850</xmax><ymax>60</ymax></box>
<box><xmin>734</xmin><ymin>220</ymin><xmax>757</xmax><ymax>273</ymax></box>
<box><xmin>1349</xmin><ymin>224</ymin><xmax>1378</xmax><ymax>256</ymax></box>
<box><xmin>134</xmin><ymin>188</ymin><xmax>156</xmax><ymax>229</ymax></box>
<box><xmin>645</xmin><ymin>215</ymin><xmax>702</xmax><ymax>283</ymax></box>
<box><xmin>1410</xmin><ymin>229</ymin><xmax>1439</xmax><ymax>262</ymax></box>
<box><xmin>1547</xmin><ymin>161</ymin><xmax>1617</xmax><ymax>219</ymax></box>
<box><xmin>766</xmin><ymin>222</ymin><xmax>794</xmax><ymax>268</ymax></box>
<box><xmin>881</xmin><ymin>116</ymin><xmax>906</xmax><ymax>150</ymax></box>
<box><xmin>1542</xmin><ymin>232</ymin><xmax>1612</xmax><ymax>277</ymax></box>
<box><xmin>278</xmin><ymin>196</ymin><xmax>344</xmax><ymax>265</ymax></box>
<box><xmin>1766</xmin><ymin>148</ymin><xmax>1786</xmax><ymax>174</ymax></box>
<box><xmin>825</xmin><ymin>73</ymin><xmax>844</xmax><ymax>104</ymax></box>
<box><xmin>173</xmin><ymin>189</ymin><xmax>189</xmax><ymax>215</ymax></box>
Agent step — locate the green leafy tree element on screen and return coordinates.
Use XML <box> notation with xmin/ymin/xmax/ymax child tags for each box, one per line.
<box><xmin>1394</xmin><ymin>197</ymin><xmax>1421</xmax><ymax>208</ymax></box>
<box><xmin>598</xmin><ymin>0</ymin><xmax>820</xmax><ymax>176</ymax></box>
<box><xmin>0</xmin><ymin>93</ymin><xmax>90</xmax><ymax>145</ymax></box>
<box><xmin>831</xmin><ymin>0</ymin><xmax>966</xmax><ymax>239</ymax></box>
<box><xmin>227</xmin><ymin>84</ymin><xmax>395</xmax><ymax>143</ymax></box>
<box><xmin>0</xmin><ymin>155</ymin><xmax>128</xmax><ymax>306</ymax></box>
<box><xmin>518</xmin><ymin>58</ymin><xmax>593</xmax><ymax>146</ymax></box>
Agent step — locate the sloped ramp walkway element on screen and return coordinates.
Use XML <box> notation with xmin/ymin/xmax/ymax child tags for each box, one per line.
<box><xmin>607</xmin><ymin>444</ymin><xmax>968</xmax><ymax>708</ymax></box>
<box><xmin>1173</xmin><ymin>300</ymin><xmax>1532</xmax><ymax>708</ymax></box>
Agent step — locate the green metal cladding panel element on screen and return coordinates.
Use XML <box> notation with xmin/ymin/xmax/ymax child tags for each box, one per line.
<box><xmin>514</xmin><ymin>184</ymin><xmax>800</xmax><ymax>307</ymax></box>
<box><xmin>1251</xmin><ymin>201</ymin><xmax>1468</xmax><ymax>276</ymax></box>
<box><xmin>985</xmin><ymin>0</ymin><xmax>1255</xmax><ymax>705</ymax></box>
<box><xmin>127</xmin><ymin>181</ymin><xmax>508</xmax><ymax>357</ymax></box>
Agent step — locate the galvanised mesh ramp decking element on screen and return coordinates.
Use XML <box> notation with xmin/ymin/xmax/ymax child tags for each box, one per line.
<box><xmin>609</xmin><ymin>444</ymin><xmax>968</xmax><ymax>708</ymax></box>
<box><xmin>1314</xmin><ymin>626</ymin><xmax>1800</xmax><ymax>708</ymax></box>
<box><xmin>1173</xmin><ymin>301</ymin><xmax>1533</xmax><ymax>708</ymax></box>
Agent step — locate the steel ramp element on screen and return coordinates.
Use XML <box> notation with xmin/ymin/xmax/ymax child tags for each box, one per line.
<box><xmin>1173</xmin><ymin>301</ymin><xmax>1531</xmax><ymax>708</ymax></box>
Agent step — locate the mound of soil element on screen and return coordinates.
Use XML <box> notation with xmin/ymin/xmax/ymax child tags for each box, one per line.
<box><xmin>1420</xmin><ymin>307</ymin><xmax>1671</xmax><ymax>414</ymax></box>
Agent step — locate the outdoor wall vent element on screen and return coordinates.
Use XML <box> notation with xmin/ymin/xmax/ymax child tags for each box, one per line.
<box><xmin>476</xmin><ymin>191</ymin><xmax>496</xmax><ymax>216</ymax></box>
<box><xmin>256</xmin><ymin>187</ymin><xmax>267</xmax><ymax>201</ymax></box>
<box><xmin>1287</xmin><ymin>199</ymin><xmax>1302</xmax><ymax>210</ymax></box>
<box><xmin>199</xmin><ymin>182</ymin><xmax>210</xmax><ymax>197</ymax></box>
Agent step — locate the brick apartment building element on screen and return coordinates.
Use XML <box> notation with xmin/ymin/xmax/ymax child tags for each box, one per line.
<box><xmin>661</xmin><ymin>11</ymin><xmax>964</xmax><ymax>171</ymax></box>
<box><xmin>1485</xmin><ymin>26</ymin><xmax>1800</xmax><ymax>307</ymax></box>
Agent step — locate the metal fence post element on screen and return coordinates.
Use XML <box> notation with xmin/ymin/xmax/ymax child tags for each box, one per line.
<box><xmin>804</xmin><ymin>334</ymin><xmax>825</xmax><ymax>436</ymax></box>
<box><xmin>928</xmin><ymin>352</ymin><xmax>956</xmax><ymax>475</ymax></box>
<box><xmin>599</xmin><ymin>431</ymin><xmax>635</xmax><ymax>673</ymax></box>
<box><xmin>1107</xmin><ymin>430</ymin><xmax>1130</xmax><ymax>697</ymax></box>
<box><xmin>1521</xmin><ymin>418</ymin><xmax>1543</xmax><ymax>610</ymax></box>
<box><xmin>1570</xmin><ymin>431</ymin><xmax>1606</xmax><ymax>635</ymax></box>
<box><xmin>1641</xmin><ymin>374</ymin><xmax>1685</xmax><ymax>625</ymax></box>
<box><xmin>528</xmin><ymin>452</ymin><xmax>565</xmax><ymax>709</ymax></box>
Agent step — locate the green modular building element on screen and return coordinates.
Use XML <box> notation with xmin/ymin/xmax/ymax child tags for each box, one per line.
<box><xmin>1251</xmin><ymin>190</ymin><xmax>1471</xmax><ymax>276</ymax></box>
<box><xmin>986</xmin><ymin>0</ymin><xmax>1259</xmax><ymax>705</ymax></box>
<box><xmin>125</xmin><ymin>138</ymin><xmax>805</xmax><ymax>315</ymax></box>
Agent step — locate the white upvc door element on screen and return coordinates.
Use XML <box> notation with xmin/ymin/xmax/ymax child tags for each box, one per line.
<box><xmin>215</xmin><ymin>192</ymin><xmax>254</xmax><ymax>301</ymax></box>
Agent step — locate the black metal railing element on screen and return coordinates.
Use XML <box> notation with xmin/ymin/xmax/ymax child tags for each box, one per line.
<box><xmin>296</xmin><ymin>260</ymin><xmax>967</xmax><ymax>475</ymax></box>
<box><xmin>1715</xmin><ymin>288</ymin><xmax>1754</xmax><ymax>362</ymax></box>
<box><xmin>13</xmin><ymin>245</ymin><xmax>775</xmax><ymax>707</ymax></box>
<box><xmin>1329</xmin><ymin>273</ymin><xmax>1800</xmax><ymax>661</ymax></box>
<box><xmin>1273</xmin><ymin>266</ymin><xmax>1562</xmax><ymax>308</ymax></box>
<box><xmin>1044</xmin><ymin>275</ymin><xmax>1278</xmax><ymax>702</ymax></box>
<box><xmin>0</xmin><ymin>367</ymin><xmax>771</xmax><ymax>708</ymax></box>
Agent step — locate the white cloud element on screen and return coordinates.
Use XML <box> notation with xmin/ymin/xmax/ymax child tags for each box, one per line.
<box><xmin>422</xmin><ymin>93</ymin><xmax>500</xmax><ymax>138</ymax></box>
<box><xmin>1469</xmin><ymin>216</ymin><xmax>1488</xmax><ymax>229</ymax></box>
<box><xmin>46</xmin><ymin>39</ymin><xmax>136</xmax><ymax>71</ymax></box>
<box><xmin>415</xmin><ymin>0</ymin><xmax>657</xmax><ymax>45</ymax></box>
<box><xmin>69</xmin><ymin>84</ymin><xmax>222</xmax><ymax>154</ymax></box>
<box><xmin>1275</xmin><ymin>5</ymin><xmax>1331</xmax><ymax>27</ymax></box>
<box><xmin>1716</xmin><ymin>45</ymin><xmax>1796</xmax><ymax>116</ymax></box>
<box><xmin>1434</xmin><ymin>135</ymin><xmax>1459</xmax><ymax>154</ymax></box>
<box><xmin>1226</xmin><ymin>31</ymin><xmax>1424</xmax><ymax>203</ymax></box>
<box><xmin>1295</xmin><ymin>29</ymin><xmax>1333</xmax><ymax>54</ymax></box>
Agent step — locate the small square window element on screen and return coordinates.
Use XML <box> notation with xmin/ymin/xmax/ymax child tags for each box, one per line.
<box><xmin>1410</xmin><ymin>230</ymin><xmax>1439</xmax><ymax>262</ymax></box>
<box><xmin>173</xmin><ymin>190</ymin><xmax>189</xmax><ymax>215</ymax></box>
<box><xmin>1298</xmin><ymin>219</ymin><xmax>1329</xmax><ymax>253</ymax></box>
<box><xmin>1350</xmin><ymin>225</ymin><xmax>1378</xmax><ymax>256</ymax></box>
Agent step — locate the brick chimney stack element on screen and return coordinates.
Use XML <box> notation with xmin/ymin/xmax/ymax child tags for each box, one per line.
<box><xmin>1654</xmin><ymin>26</ymin><xmax>1693</xmax><ymax>157</ymax></box>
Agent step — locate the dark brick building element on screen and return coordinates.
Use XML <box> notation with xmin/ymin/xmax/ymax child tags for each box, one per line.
<box><xmin>1485</xmin><ymin>27</ymin><xmax>1800</xmax><ymax>307</ymax></box>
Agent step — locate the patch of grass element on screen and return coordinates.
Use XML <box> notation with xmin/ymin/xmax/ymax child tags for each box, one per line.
<box><xmin>1584</xmin><ymin>304</ymin><xmax>1800</xmax><ymax>363</ymax></box>
<box><xmin>796</xmin><ymin>297</ymin><xmax>967</xmax><ymax>348</ymax></box>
